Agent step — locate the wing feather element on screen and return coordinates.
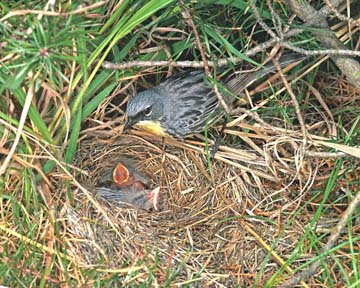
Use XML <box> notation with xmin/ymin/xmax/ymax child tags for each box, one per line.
<box><xmin>158</xmin><ymin>70</ymin><xmax>221</xmax><ymax>137</ymax></box>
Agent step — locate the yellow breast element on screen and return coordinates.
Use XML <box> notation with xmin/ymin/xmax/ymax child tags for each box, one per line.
<box><xmin>134</xmin><ymin>120</ymin><xmax>170</xmax><ymax>137</ymax></box>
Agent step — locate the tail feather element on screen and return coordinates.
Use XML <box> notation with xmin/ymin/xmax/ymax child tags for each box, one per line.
<box><xmin>223</xmin><ymin>53</ymin><xmax>306</xmax><ymax>98</ymax></box>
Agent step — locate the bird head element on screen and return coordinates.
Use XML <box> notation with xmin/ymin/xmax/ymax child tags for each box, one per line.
<box><xmin>125</xmin><ymin>89</ymin><xmax>168</xmax><ymax>136</ymax></box>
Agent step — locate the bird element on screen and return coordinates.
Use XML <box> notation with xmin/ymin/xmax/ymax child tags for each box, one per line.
<box><xmin>125</xmin><ymin>53</ymin><xmax>305</xmax><ymax>138</ymax></box>
<box><xmin>94</xmin><ymin>158</ymin><xmax>160</xmax><ymax>211</ymax></box>
<box><xmin>97</xmin><ymin>157</ymin><xmax>150</xmax><ymax>189</ymax></box>
<box><xmin>94</xmin><ymin>186</ymin><xmax>160</xmax><ymax>211</ymax></box>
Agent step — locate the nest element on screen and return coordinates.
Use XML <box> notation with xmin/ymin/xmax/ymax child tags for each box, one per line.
<box><xmin>58</xmin><ymin>119</ymin><xmax>330</xmax><ymax>286</ymax></box>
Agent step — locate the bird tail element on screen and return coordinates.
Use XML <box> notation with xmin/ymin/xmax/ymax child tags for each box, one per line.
<box><xmin>224</xmin><ymin>53</ymin><xmax>306</xmax><ymax>98</ymax></box>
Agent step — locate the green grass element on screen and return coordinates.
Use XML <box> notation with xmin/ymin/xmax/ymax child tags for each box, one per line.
<box><xmin>1</xmin><ymin>0</ymin><xmax>360</xmax><ymax>287</ymax></box>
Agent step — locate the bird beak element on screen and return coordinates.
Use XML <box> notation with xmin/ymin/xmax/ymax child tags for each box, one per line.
<box><xmin>148</xmin><ymin>187</ymin><xmax>160</xmax><ymax>211</ymax></box>
<box><xmin>124</xmin><ymin>117</ymin><xmax>135</xmax><ymax>130</ymax></box>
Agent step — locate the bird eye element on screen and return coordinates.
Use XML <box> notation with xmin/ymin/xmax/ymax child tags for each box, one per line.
<box><xmin>144</xmin><ymin>106</ymin><xmax>152</xmax><ymax>116</ymax></box>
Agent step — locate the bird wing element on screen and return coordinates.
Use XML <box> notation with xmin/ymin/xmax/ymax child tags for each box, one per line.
<box><xmin>159</xmin><ymin>70</ymin><xmax>221</xmax><ymax>137</ymax></box>
<box><xmin>95</xmin><ymin>187</ymin><xmax>153</xmax><ymax>210</ymax></box>
<box><xmin>154</xmin><ymin>53</ymin><xmax>305</xmax><ymax>137</ymax></box>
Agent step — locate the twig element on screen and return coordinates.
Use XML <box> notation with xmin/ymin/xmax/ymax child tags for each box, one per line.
<box><xmin>229</xmin><ymin>107</ymin><xmax>278</xmax><ymax>133</ymax></box>
<box><xmin>103</xmin><ymin>0</ymin><xmax>360</xmax><ymax>71</ymax></box>
<box><xmin>179</xmin><ymin>0</ymin><xmax>230</xmax><ymax>113</ymax></box>
<box><xmin>284</xmin><ymin>0</ymin><xmax>360</xmax><ymax>89</ymax></box>
<box><xmin>0</xmin><ymin>1</ymin><xmax>107</xmax><ymax>22</ymax></box>
<box><xmin>249</xmin><ymin>1</ymin><xmax>360</xmax><ymax>57</ymax></box>
<box><xmin>249</xmin><ymin>1</ymin><xmax>279</xmax><ymax>40</ymax></box>
<box><xmin>275</xmin><ymin>46</ymin><xmax>360</xmax><ymax>57</ymax></box>
<box><xmin>179</xmin><ymin>2</ymin><xmax>209</xmax><ymax>75</ymax></box>
<box><xmin>272</xmin><ymin>56</ymin><xmax>307</xmax><ymax>139</ymax></box>
<box><xmin>323</xmin><ymin>0</ymin><xmax>360</xmax><ymax>27</ymax></box>
<box><xmin>102</xmin><ymin>47</ymin><xmax>360</xmax><ymax>70</ymax></box>
<box><xmin>305</xmin><ymin>151</ymin><xmax>346</xmax><ymax>158</ymax></box>
<box><xmin>266</xmin><ymin>0</ymin><xmax>283</xmax><ymax>37</ymax></box>
<box><xmin>243</xmin><ymin>0</ymin><xmax>346</xmax><ymax>56</ymax></box>
<box><xmin>102</xmin><ymin>59</ymin><xmax>236</xmax><ymax>69</ymax></box>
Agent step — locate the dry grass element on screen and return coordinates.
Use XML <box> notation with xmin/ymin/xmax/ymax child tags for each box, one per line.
<box><xmin>1</xmin><ymin>1</ymin><xmax>360</xmax><ymax>286</ymax></box>
<box><xmin>46</xmin><ymin>60</ymin><xmax>359</xmax><ymax>286</ymax></box>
